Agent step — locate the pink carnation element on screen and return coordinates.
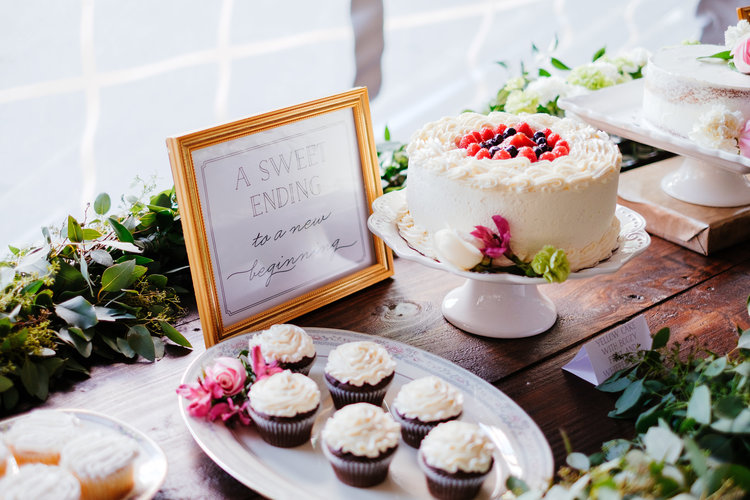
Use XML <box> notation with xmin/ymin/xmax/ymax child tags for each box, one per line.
<box><xmin>176</xmin><ymin>381</ymin><xmax>213</xmax><ymax>419</ymax></box>
<box><xmin>740</xmin><ymin>120</ymin><xmax>750</xmax><ymax>158</ymax></box>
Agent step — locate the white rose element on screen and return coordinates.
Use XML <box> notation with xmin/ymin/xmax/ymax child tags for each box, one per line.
<box><xmin>433</xmin><ymin>229</ymin><xmax>483</xmax><ymax>270</ymax></box>
<box><xmin>725</xmin><ymin>19</ymin><xmax>750</xmax><ymax>50</ymax></box>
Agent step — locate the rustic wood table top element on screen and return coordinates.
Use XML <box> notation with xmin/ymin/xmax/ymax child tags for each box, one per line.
<box><xmin>32</xmin><ymin>234</ymin><xmax>750</xmax><ymax>499</ymax></box>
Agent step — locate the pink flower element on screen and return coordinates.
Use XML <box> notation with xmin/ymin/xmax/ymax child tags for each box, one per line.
<box><xmin>204</xmin><ymin>357</ymin><xmax>247</xmax><ymax>397</ymax></box>
<box><xmin>176</xmin><ymin>381</ymin><xmax>213</xmax><ymax>418</ymax></box>
<box><xmin>731</xmin><ymin>33</ymin><xmax>750</xmax><ymax>74</ymax></box>
<box><xmin>740</xmin><ymin>120</ymin><xmax>750</xmax><ymax>158</ymax></box>
<box><xmin>250</xmin><ymin>345</ymin><xmax>283</xmax><ymax>381</ymax></box>
<box><xmin>207</xmin><ymin>399</ymin><xmax>251</xmax><ymax>425</ymax></box>
<box><xmin>470</xmin><ymin>215</ymin><xmax>512</xmax><ymax>258</ymax></box>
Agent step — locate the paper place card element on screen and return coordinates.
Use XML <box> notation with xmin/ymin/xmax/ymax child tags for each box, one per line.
<box><xmin>563</xmin><ymin>315</ymin><xmax>652</xmax><ymax>385</ymax></box>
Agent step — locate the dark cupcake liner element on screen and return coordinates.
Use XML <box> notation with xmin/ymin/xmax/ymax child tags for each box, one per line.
<box><xmin>278</xmin><ymin>353</ymin><xmax>316</xmax><ymax>376</ymax></box>
<box><xmin>322</xmin><ymin>444</ymin><xmax>397</xmax><ymax>487</ymax></box>
<box><xmin>418</xmin><ymin>453</ymin><xmax>492</xmax><ymax>500</ymax></box>
<box><xmin>324</xmin><ymin>372</ymin><xmax>394</xmax><ymax>409</ymax></box>
<box><xmin>391</xmin><ymin>410</ymin><xmax>462</xmax><ymax>448</ymax></box>
<box><xmin>248</xmin><ymin>406</ymin><xmax>318</xmax><ymax>448</ymax></box>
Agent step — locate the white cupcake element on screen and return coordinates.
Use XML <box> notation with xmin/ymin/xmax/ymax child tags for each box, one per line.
<box><xmin>249</xmin><ymin>324</ymin><xmax>317</xmax><ymax>375</ymax></box>
<box><xmin>4</xmin><ymin>409</ymin><xmax>81</xmax><ymax>465</ymax></box>
<box><xmin>321</xmin><ymin>402</ymin><xmax>401</xmax><ymax>487</ymax></box>
<box><xmin>1</xmin><ymin>463</ymin><xmax>81</xmax><ymax>500</ymax></box>
<box><xmin>418</xmin><ymin>421</ymin><xmax>495</xmax><ymax>500</ymax></box>
<box><xmin>392</xmin><ymin>376</ymin><xmax>464</xmax><ymax>447</ymax></box>
<box><xmin>60</xmin><ymin>430</ymin><xmax>139</xmax><ymax>500</ymax></box>
<box><xmin>324</xmin><ymin>341</ymin><xmax>396</xmax><ymax>409</ymax></box>
<box><xmin>248</xmin><ymin>370</ymin><xmax>321</xmax><ymax>447</ymax></box>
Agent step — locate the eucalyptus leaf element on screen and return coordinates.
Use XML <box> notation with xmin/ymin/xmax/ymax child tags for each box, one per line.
<box><xmin>127</xmin><ymin>325</ymin><xmax>155</xmax><ymax>361</ymax></box>
<box><xmin>100</xmin><ymin>260</ymin><xmax>140</xmax><ymax>293</ymax></box>
<box><xmin>56</xmin><ymin>328</ymin><xmax>93</xmax><ymax>358</ymax></box>
<box><xmin>651</xmin><ymin>327</ymin><xmax>670</xmax><ymax>350</ymax></box>
<box><xmin>82</xmin><ymin>228</ymin><xmax>102</xmax><ymax>241</ymax></box>
<box><xmin>116</xmin><ymin>337</ymin><xmax>136</xmax><ymax>358</ymax></box>
<box><xmin>714</xmin><ymin>395</ymin><xmax>745</xmax><ymax>419</ymax></box>
<box><xmin>104</xmin><ymin>240</ymin><xmax>142</xmax><ymax>253</ymax></box>
<box><xmin>683</xmin><ymin>437</ymin><xmax>707</xmax><ymax>476</ymax></box>
<box><xmin>53</xmin><ymin>260</ymin><xmax>87</xmax><ymax>295</ymax></box>
<box><xmin>67</xmin><ymin>215</ymin><xmax>84</xmax><ymax>243</ymax></box>
<box><xmin>16</xmin><ymin>247</ymin><xmax>51</xmax><ymax>277</ymax></box>
<box><xmin>687</xmin><ymin>384</ymin><xmax>711</xmax><ymax>424</ymax></box>
<box><xmin>159</xmin><ymin>320</ymin><xmax>192</xmax><ymax>348</ymax></box>
<box><xmin>739</xmin><ymin>329</ymin><xmax>750</xmax><ymax>350</ymax></box>
<box><xmin>2</xmin><ymin>386</ymin><xmax>19</xmax><ymax>410</ymax></box>
<box><xmin>55</xmin><ymin>296</ymin><xmax>98</xmax><ymax>330</ymax></box>
<box><xmin>0</xmin><ymin>375</ymin><xmax>12</xmax><ymax>392</ymax></box>
<box><xmin>90</xmin><ymin>249</ymin><xmax>115</xmax><ymax>267</ymax></box>
<box><xmin>703</xmin><ymin>357</ymin><xmax>726</xmax><ymax>377</ymax></box>
<box><xmin>566</xmin><ymin>452</ymin><xmax>590</xmax><ymax>470</ymax></box>
<box><xmin>94</xmin><ymin>306</ymin><xmax>135</xmax><ymax>322</ymax></box>
<box><xmin>94</xmin><ymin>192</ymin><xmax>111</xmax><ymax>215</ymax></box>
<box><xmin>20</xmin><ymin>358</ymin><xmax>40</xmax><ymax>399</ymax></box>
<box><xmin>611</xmin><ymin>378</ymin><xmax>645</xmax><ymax>417</ymax></box>
<box><xmin>147</xmin><ymin>274</ymin><xmax>168</xmax><ymax>288</ymax></box>
<box><xmin>154</xmin><ymin>336</ymin><xmax>165</xmax><ymax>360</ymax></box>
<box><xmin>643</xmin><ymin>425</ymin><xmax>683</xmax><ymax>464</ymax></box>
<box><xmin>108</xmin><ymin>217</ymin><xmax>135</xmax><ymax>243</ymax></box>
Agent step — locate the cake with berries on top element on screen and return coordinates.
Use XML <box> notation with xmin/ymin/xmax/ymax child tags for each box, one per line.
<box><xmin>401</xmin><ymin>111</ymin><xmax>621</xmax><ymax>273</ymax></box>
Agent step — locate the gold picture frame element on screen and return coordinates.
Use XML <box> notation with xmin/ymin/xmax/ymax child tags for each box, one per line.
<box><xmin>167</xmin><ymin>88</ymin><xmax>393</xmax><ymax>346</ymax></box>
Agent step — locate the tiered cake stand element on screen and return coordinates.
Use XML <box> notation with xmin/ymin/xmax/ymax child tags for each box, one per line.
<box><xmin>367</xmin><ymin>190</ymin><xmax>650</xmax><ymax>338</ymax></box>
<box><xmin>559</xmin><ymin>79</ymin><xmax>750</xmax><ymax>208</ymax></box>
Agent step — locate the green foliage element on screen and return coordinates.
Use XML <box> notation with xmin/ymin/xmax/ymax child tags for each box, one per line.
<box><xmin>378</xmin><ymin>134</ymin><xmax>409</xmax><ymax>193</ymax></box>
<box><xmin>0</xmin><ymin>185</ymin><xmax>192</xmax><ymax>413</ymax></box>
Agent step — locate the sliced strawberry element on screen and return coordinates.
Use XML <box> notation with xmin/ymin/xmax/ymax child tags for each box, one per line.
<box><xmin>556</xmin><ymin>140</ymin><xmax>569</xmax><ymax>151</ymax></box>
<box><xmin>506</xmin><ymin>133</ymin><xmax>536</xmax><ymax>149</ymax></box>
<box><xmin>539</xmin><ymin>151</ymin><xmax>556</xmax><ymax>162</ymax></box>
<box><xmin>466</xmin><ymin>143</ymin><xmax>481</xmax><ymax>156</ymax></box>
<box><xmin>547</xmin><ymin>133</ymin><xmax>561</xmax><ymax>148</ymax></box>
<box><xmin>517</xmin><ymin>146</ymin><xmax>537</xmax><ymax>162</ymax></box>
<box><xmin>472</xmin><ymin>131</ymin><xmax>483</xmax><ymax>142</ymax></box>
<box><xmin>475</xmin><ymin>148</ymin><xmax>491</xmax><ymax>159</ymax></box>
<box><xmin>480</xmin><ymin>127</ymin><xmax>495</xmax><ymax>141</ymax></box>
<box><xmin>516</xmin><ymin>122</ymin><xmax>533</xmax><ymax>137</ymax></box>
<box><xmin>540</xmin><ymin>128</ymin><xmax>552</xmax><ymax>138</ymax></box>
<box><xmin>459</xmin><ymin>134</ymin><xmax>478</xmax><ymax>149</ymax></box>
<box><xmin>552</xmin><ymin>145</ymin><xmax>569</xmax><ymax>157</ymax></box>
<box><xmin>493</xmin><ymin>149</ymin><xmax>511</xmax><ymax>160</ymax></box>
<box><xmin>494</xmin><ymin>124</ymin><xmax>508</xmax><ymax>136</ymax></box>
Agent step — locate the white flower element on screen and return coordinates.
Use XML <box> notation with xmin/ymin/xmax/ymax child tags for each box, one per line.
<box><xmin>688</xmin><ymin>104</ymin><xmax>744</xmax><ymax>153</ymax></box>
<box><xmin>433</xmin><ymin>228</ymin><xmax>483</xmax><ymax>270</ymax></box>
<box><xmin>725</xmin><ymin>19</ymin><xmax>750</xmax><ymax>50</ymax></box>
<box><xmin>525</xmin><ymin>76</ymin><xmax>586</xmax><ymax>107</ymax></box>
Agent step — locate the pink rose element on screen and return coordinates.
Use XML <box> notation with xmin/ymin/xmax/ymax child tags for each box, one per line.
<box><xmin>740</xmin><ymin>120</ymin><xmax>750</xmax><ymax>158</ymax></box>
<box><xmin>731</xmin><ymin>33</ymin><xmax>750</xmax><ymax>74</ymax></box>
<box><xmin>204</xmin><ymin>357</ymin><xmax>247</xmax><ymax>397</ymax></box>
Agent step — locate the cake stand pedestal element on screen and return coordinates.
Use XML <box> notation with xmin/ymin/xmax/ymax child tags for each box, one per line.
<box><xmin>367</xmin><ymin>190</ymin><xmax>650</xmax><ymax>339</ymax></box>
<box><xmin>661</xmin><ymin>157</ymin><xmax>750</xmax><ymax>207</ymax></box>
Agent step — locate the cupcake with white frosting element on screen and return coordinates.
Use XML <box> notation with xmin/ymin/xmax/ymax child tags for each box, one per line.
<box><xmin>392</xmin><ymin>376</ymin><xmax>464</xmax><ymax>447</ymax></box>
<box><xmin>248</xmin><ymin>370</ymin><xmax>321</xmax><ymax>447</ymax></box>
<box><xmin>249</xmin><ymin>324</ymin><xmax>317</xmax><ymax>375</ymax></box>
<box><xmin>324</xmin><ymin>341</ymin><xmax>396</xmax><ymax>409</ymax></box>
<box><xmin>321</xmin><ymin>402</ymin><xmax>400</xmax><ymax>487</ymax></box>
<box><xmin>60</xmin><ymin>430</ymin><xmax>139</xmax><ymax>500</ymax></box>
<box><xmin>1</xmin><ymin>463</ymin><xmax>81</xmax><ymax>500</ymax></box>
<box><xmin>418</xmin><ymin>421</ymin><xmax>495</xmax><ymax>500</ymax></box>
<box><xmin>4</xmin><ymin>409</ymin><xmax>81</xmax><ymax>465</ymax></box>
<box><xmin>0</xmin><ymin>441</ymin><xmax>9</xmax><ymax>477</ymax></box>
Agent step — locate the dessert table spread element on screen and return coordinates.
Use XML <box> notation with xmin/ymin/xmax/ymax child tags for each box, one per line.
<box><xmin>21</xmin><ymin>231</ymin><xmax>750</xmax><ymax>499</ymax></box>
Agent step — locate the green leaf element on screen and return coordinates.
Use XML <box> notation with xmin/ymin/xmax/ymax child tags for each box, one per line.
<box><xmin>687</xmin><ymin>384</ymin><xmax>711</xmax><ymax>424</ymax></box>
<box><xmin>21</xmin><ymin>279</ymin><xmax>44</xmax><ymax>295</ymax></box>
<box><xmin>82</xmin><ymin>228</ymin><xmax>102</xmax><ymax>241</ymax></box>
<box><xmin>384</xmin><ymin>125</ymin><xmax>391</xmax><ymax>141</ymax></box>
<box><xmin>108</xmin><ymin>217</ymin><xmax>135</xmax><ymax>243</ymax></box>
<box><xmin>611</xmin><ymin>378</ymin><xmax>645</xmax><ymax>417</ymax></box>
<box><xmin>56</xmin><ymin>328</ymin><xmax>93</xmax><ymax>358</ymax></box>
<box><xmin>100</xmin><ymin>260</ymin><xmax>142</xmax><ymax>293</ymax></box>
<box><xmin>94</xmin><ymin>192</ymin><xmax>111</xmax><ymax>215</ymax></box>
<box><xmin>90</xmin><ymin>249</ymin><xmax>114</xmax><ymax>267</ymax></box>
<box><xmin>55</xmin><ymin>296</ymin><xmax>98</xmax><ymax>330</ymax></box>
<box><xmin>505</xmin><ymin>476</ymin><xmax>529</xmax><ymax>495</ymax></box>
<box><xmin>652</xmin><ymin>327</ymin><xmax>670</xmax><ymax>349</ymax></box>
<box><xmin>683</xmin><ymin>437</ymin><xmax>707</xmax><ymax>476</ymax></box>
<box><xmin>566</xmin><ymin>452</ymin><xmax>590</xmax><ymax>470</ymax></box>
<box><xmin>127</xmin><ymin>325</ymin><xmax>155</xmax><ymax>361</ymax></box>
<box><xmin>0</xmin><ymin>375</ymin><xmax>13</xmax><ymax>392</ymax></box>
<box><xmin>104</xmin><ymin>240</ymin><xmax>142</xmax><ymax>253</ymax></box>
<box><xmin>53</xmin><ymin>260</ymin><xmax>87</xmax><ymax>295</ymax></box>
<box><xmin>116</xmin><ymin>337</ymin><xmax>136</xmax><ymax>358</ymax></box>
<box><xmin>714</xmin><ymin>395</ymin><xmax>745</xmax><ymax>419</ymax></box>
<box><xmin>159</xmin><ymin>320</ymin><xmax>192</xmax><ymax>348</ymax></box>
<box><xmin>697</xmin><ymin>49</ymin><xmax>732</xmax><ymax>61</ymax></box>
<box><xmin>147</xmin><ymin>274</ymin><xmax>168</xmax><ymax>288</ymax></box>
<box><xmin>20</xmin><ymin>358</ymin><xmax>45</xmax><ymax>399</ymax></box>
<box><xmin>115</xmin><ymin>255</ymin><xmax>153</xmax><ymax>266</ymax></box>
<box><xmin>94</xmin><ymin>306</ymin><xmax>135</xmax><ymax>322</ymax></box>
<box><xmin>67</xmin><ymin>215</ymin><xmax>84</xmax><ymax>243</ymax></box>
<box><xmin>703</xmin><ymin>357</ymin><xmax>726</xmax><ymax>377</ymax></box>
<box><xmin>592</xmin><ymin>46</ymin><xmax>606</xmax><ymax>61</ymax></box>
<box><xmin>550</xmin><ymin>57</ymin><xmax>571</xmax><ymax>70</ymax></box>
<box><xmin>738</xmin><ymin>329</ymin><xmax>750</xmax><ymax>350</ymax></box>
<box><xmin>150</xmin><ymin>192</ymin><xmax>172</xmax><ymax>208</ymax></box>
<box><xmin>538</xmin><ymin>68</ymin><xmax>551</xmax><ymax>77</ymax></box>
<box><xmin>2</xmin><ymin>386</ymin><xmax>19</xmax><ymax>410</ymax></box>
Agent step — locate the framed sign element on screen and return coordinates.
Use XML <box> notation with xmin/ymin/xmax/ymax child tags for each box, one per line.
<box><xmin>167</xmin><ymin>88</ymin><xmax>393</xmax><ymax>346</ymax></box>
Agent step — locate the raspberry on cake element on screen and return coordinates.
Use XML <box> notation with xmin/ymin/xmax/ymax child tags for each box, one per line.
<box><xmin>402</xmin><ymin>111</ymin><xmax>622</xmax><ymax>273</ymax></box>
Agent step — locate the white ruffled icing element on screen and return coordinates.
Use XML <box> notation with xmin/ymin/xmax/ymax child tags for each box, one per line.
<box><xmin>5</xmin><ymin>410</ymin><xmax>80</xmax><ymax>456</ymax></box>
<box><xmin>419</xmin><ymin>421</ymin><xmax>494</xmax><ymax>474</ymax></box>
<box><xmin>393</xmin><ymin>376</ymin><xmax>463</xmax><ymax>422</ymax></box>
<box><xmin>324</xmin><ymin>341</ymin><xmax>396</xmax><ymax>386</ymax></box>
<box><xmin>1</xmin><ymin>464</ymin><xmax>81</xmax><ymax>500</ymax></box>
<box><xmin>405</xmin><ymin>112</ymin><xmax>620</xmax><ymax>193</ymax></box>
<box><xmin>249</xmin><ymin>370</ymin><xmax>320</xmax><ymax>417</ymax></box>
<box><xmin>321</xmin><ymin>403</ymin><xmax>400</xmax><ymax>458</ymax></box>
<box><xmin>60</xmin><ymin>430</ymin><xmax>138</xmax><ymax>479</ymax></box>
<box><xmin>249</xmin><ymin>324</ymin><xmax>315</xmax><ymax>363</ymax></box>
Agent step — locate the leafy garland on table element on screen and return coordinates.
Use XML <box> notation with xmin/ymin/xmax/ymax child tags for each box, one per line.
<box><xmin>0</xmin><ymin>182</ymin><xmax>193</xmax><ymax>414</ymax></box>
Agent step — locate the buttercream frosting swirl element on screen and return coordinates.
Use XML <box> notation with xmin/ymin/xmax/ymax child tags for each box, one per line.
<box><xmin>393</xmin><ymin>376</ymin><xmax>463</xmax><ymax>422</ymax></box>
<box><xmin>419</xmin><ymin>421</ymin><xmax>495</xmax><ymax>474</ymax></box>
<box><xmin>249</xmin><ymin>324</ymin><xmax>315</xmax><ymax>363</ymax></box>
<box><xmin>321</xmin><ymin>402</ymin><xmax>400</xmax><ymax>458</ymax></box>
<box><xmin>406</xmin><ymin>112</ymin><xmax>620</xmax><ymax>194</ymax></box>
<box><xmin>5</xmin><ymin>410</ymin><xmax>80</xmax><ymax>455</ymax></box>
<box><xmin>60</xmin><ymin>431</ymin><xmax>139</xmax><ymax>479</ymax></box>
<box><xmin>324</xmin><ymin>341</ymin><xmax>396</xmax><ymax>386</ymax></box>
<box><xmin>1</xmin><ymin>464</ymin><xmax>81</xmax><ymax>500</ymax></box>
<box><xmin>249</xmin><ymin>370</ymin><xmax>320</xmax><ymax>417</ymax></box>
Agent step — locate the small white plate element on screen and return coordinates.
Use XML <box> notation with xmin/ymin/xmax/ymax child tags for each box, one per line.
<box><xmin>0</xmin><ymin>408</ymin><xmax>168</xmax><ymax>499</ymax></box>
<box><xmin>178</xmin><ymin>328</ymin><xmax>554</xmax><ymax>499</ymax></box>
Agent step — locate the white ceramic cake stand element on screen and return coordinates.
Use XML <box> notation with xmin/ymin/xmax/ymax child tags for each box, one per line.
<box><xmin>367</xmin><ymin>190</ymin><xmax>650</xmax><ymax>339</ymax></box>
<box><xmin>559</xmin><ymin>79</ymin><xmax>750</xmax><ymax>207</ymax></box>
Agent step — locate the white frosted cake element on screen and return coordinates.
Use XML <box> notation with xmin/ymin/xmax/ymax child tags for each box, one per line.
<box><xmin>642</xmin><ymin>43</ymin><xmax>750</xmax><ymax>138</ymax></box>
<box><xmin>403</xmin><ymin>111</ymin><xmax>621</xmax><ymax>272</ymax></box>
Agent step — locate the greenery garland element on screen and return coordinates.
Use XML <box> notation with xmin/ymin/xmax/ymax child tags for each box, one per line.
<box><xmin>0</xmin><ymin>182</ymin><xmax>192</xmax><ymax>414</ymax></box>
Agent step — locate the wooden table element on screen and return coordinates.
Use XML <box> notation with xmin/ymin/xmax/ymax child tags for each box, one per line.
<box><xmin>34</xmin><ymin>235</ymin><xmax>750</xmax><ymax>499</ymax></box>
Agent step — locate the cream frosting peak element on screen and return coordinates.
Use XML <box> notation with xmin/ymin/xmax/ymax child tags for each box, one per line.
<box><xmin>393</xmin><ymin>376</ymin><xmax>463</xmax><ymax>422</ymax></box>
<box><xmin>321</xmin><ymin>403</ymin><xmax>400</xmax><ymax>458</ymax></box>
<box><xmin>60</xmin><ymin>431</ymin><xmax>139</xmax><ymax>479</ymax></box>
<box><xmin>249</xmin><ymin>370</ymin><xmax>320</xmax><ymax>417</ymax></box>
<box><xmin>1</xmin><ymin>464</ymin><xmax>81</xmax><ymax>500</ymax></box>
<box><xmin>249</xmin><ymin>324</ymin><xmax>315</xmax><ymax>363</ymax></box>
<box><xmin>419</xmin><ymin>421</ymin><xmax>494</xmax><ymax>474</ymax></box>
<box><xmin>324</xmin><ymin>341</ymin><xmax>396</xmax><ymax>386</ymax></box>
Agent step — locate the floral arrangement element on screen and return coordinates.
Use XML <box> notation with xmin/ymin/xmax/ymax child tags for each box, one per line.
<box><xmin>177</xmin><ymin>346</ymin><xmax>282</xmax><ymax>425</ymax></box>
<box><xmin>433</xmin><ymin>215</ymin><xmax>570</xmax><ymax>283</ymax></box>
<box><xmin>505</xmin><ymin>299</ymin><xmax>750</xmax><ymax>499</ymax></box>
<box><xmin>700</xmin><ymin>19</ymin><xmax>750</xmax><ymax>74</ymax></box>
<box><xmin>0</xmin><ymin>183</ymin><xmax>192</xmax><ymax>414</ymax></box>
